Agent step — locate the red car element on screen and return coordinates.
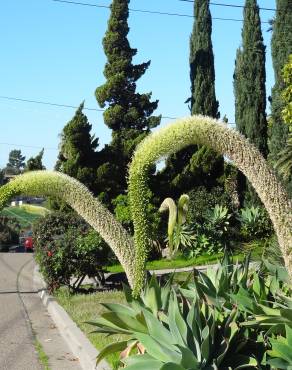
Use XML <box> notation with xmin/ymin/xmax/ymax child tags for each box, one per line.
<box><xmin>19</xmin><ymin>231</ymin><xmax>34</xmax><ymax>252</ymax></box>
<box><xmin>24</xmin><ymin>237</ymin><xmax>34</xmax><ymax>252</ymax></box>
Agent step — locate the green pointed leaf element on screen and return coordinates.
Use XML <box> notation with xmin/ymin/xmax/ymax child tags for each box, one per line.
<box><xmin>168</xmin><ymin>293</ymin><xmax>188</xmax><ymax>346</ymax></box>
<box><xmin>102</xmin><ymin>311</ymin><xmax>148</xmax><ymax>333</ymax></box>
<box><xmin>269</xmin><ymin>339</ymin><xmax>292</xmax><ymax>363</ymax></box>
<box><xmin>101</xmin><ymin>302</ymin><xmax>136</xmax><ymax>316</ymax></box>
<box><xmin>177</xmin><ymin>345</ymin><xmax>199</xmax><ymax>368</ymax></box>
<box><xmin>142</xmin><ymin>308</ymin><xmax>174</xmax><ymax>346</ymax></box>
<box><xmin>96</xmin><ymin>340</ymin><xmax>128</xmax><ymax>365</ymax></box>
<box><xmin>135</xmin><ymin>332</ymin><xmax>182</xmax><ymax>364</ymax></box>
<box><xmin>160</xmin><ymin>363</ymin><xmax>186</xmax><ymax>370</ymax></box>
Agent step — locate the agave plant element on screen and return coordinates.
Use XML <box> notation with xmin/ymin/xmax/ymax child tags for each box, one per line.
<box><xmin>265</xmin><ymin>325</ymin><xmax>292</xmax><ymax>369</ymax></box>
<box><xmin>180</xmin><ymin>252</ymin><xmax>251</xmax><ymax>311</ymax></box>
<box><xmin>91</xmin><ymin>275</ymin><xmax>261</xmax><ymax>369</ymax></box>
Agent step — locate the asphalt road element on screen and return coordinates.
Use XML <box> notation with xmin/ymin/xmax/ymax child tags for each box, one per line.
<box><xmin>0</xmin><ymin>253</ymin><xmax>42</xmax><ymax>370</ymax></box>
<box><xmin>0</xmin><ymin>253</ymin><xmax>81</xmax><ymax>370</ymax></box>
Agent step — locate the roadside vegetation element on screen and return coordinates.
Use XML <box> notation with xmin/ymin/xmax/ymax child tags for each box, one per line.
<box><xmin>0</xmin><ymin>0</ymin><xmax>291</xmax><ymax>369</ymax></box>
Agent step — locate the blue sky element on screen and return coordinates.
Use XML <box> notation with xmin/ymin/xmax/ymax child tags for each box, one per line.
<box><xmin>0</xmin><ymin>0</ymin><xmax>276</xmax><ymax>169</ymax></box>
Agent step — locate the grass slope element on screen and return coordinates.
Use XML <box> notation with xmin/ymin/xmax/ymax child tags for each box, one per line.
<box><xmin>55</xmin><ymin>289</ymin><xmax>126</xmax><ymax>369</ymax></box>
<box><xmin>1</xmin><ymin>205</ymin><xmax>49</xmax><ymax>228</ymax></box>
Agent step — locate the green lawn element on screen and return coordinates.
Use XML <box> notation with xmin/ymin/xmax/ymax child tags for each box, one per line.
<box><xmin>1</xmin><ymin>205</ymin><xmax>49</xmax><ymax>228</ymax></box>
<box><xmin>106</xmin><ymin>242</ymin><xmax>263</xmax><ymax>273</ymax></box>
<box><xmin>55</xmin><ymin>288</ymin><xmax>127</xmax><ymax>369</ymax></box>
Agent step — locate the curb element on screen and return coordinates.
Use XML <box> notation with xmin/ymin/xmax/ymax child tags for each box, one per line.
<box><xmin>33</xmin><ymin>265</ymin><xmax>111</xmax><ymax>370</ymax></box>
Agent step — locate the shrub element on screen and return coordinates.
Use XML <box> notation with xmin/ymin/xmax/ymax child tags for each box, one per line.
<box><xmin>187</xmin><ymin>186</ymin><xmax>231</xmax><ymax>226</ymax></box>
<box><xmin>33</xmin><ymin>211</ymin><xmax>114</xmax><ymax>292</ymax></box>
<box><xmin>237</xmin><ymin>206</ymin><xmax>273</xmax><ymax>240</ymax></box>
<box><xmin>0</xmin><ymin>216</ymin><xmax>21</xmax><ymax>251</ymax></box>
<box><xmin>262</xmin><ymin>234</ymin><xmax>285</xmax><ymax>267</ymax></box>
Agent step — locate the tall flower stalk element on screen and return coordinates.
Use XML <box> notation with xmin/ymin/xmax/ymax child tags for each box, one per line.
<box><xmin>129</xmin><ymin>116</ymin><xmax>292</xmax><ymax>296</ymax></box>
<box><xmin>0</xmin><ymin>116</ymin><xmax>291</xmax><ymax>296</ymax></box>
<box><xmin>0</xmin><ymin>171</ymin><xmax>136</xmax><ymax>287</ymax></box>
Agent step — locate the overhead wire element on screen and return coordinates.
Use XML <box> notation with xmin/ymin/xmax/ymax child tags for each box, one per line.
<box><xmin>0</xmin><ymin>142</ymin><xmax>58</xmax><ymax>151</ymax></box>
<box><xmin>179</xmin><ymin>0</ymin><xmax>279</xmax><ymax>12</ymax></box>
<box><xmin>51</xmin><ymin>0</ymin><xmax>271</xmax><ymax>23</ymax></box>
<box><xmin>0</xmin><ymin>95</ymin><xmax>178</xmax><ymax>120</ymax></box>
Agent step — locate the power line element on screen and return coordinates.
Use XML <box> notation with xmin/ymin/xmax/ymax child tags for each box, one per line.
<box><xmin>0</xmin><ymin>142</ymin><xmax>58</xmax><ymax>151</ymax></box>
<box><xmin>179</xmin><ymin>0</ymin><xmax>278</xmax><ymax>12</ymax></box>
<box><xmin>0</xmin><ymin>95</ymin><xmax>178</xmax><ymax>120</ymax></box>
<box><xmin>0</xmin><ymin>95</ymin><xmax>103</xmax><ymax>112</ymax></box>
<box><xmin>51</xmin><ymin>0</ymin><xmax>270</xmax><ymax>23</ymax></box>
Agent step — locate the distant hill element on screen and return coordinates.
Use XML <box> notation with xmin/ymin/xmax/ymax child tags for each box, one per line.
<box><xmin>0</xmin><ymin>205</ymin><xmax>50</xmax><ymax>229</ymax></box>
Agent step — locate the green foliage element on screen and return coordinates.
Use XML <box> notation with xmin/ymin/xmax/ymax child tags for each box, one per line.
<box><xmin>276</xmin><ymin>132</ymin><xmax>292</xmax><ymax>181</ymax></box>
<box><xmin>269</xmin><ymin>0</ymin><xmax>292</xmax><ymax>165</ymax></box>
<box><xmin>90</xmin><ymin>253</ymin><xmax>292</xmax><ymax>368</ymax></box>
<box><xmin>0</xmin><ymin>215</ymin><xmax>21</xmax><ymax>250</ymax></box>
<box><xmin>33</xmin><ymin>212</ymin><xmax>113</xmax><ymax>292</ymax></box>
<box><xmin>161</xmin><ymin>0</ymin><xmax>223</xmax><ymax>201</ymax></box>
<box><xmin>112</xmin><ymin>194</ymin><xmax>133</xmax><ymax>231</ymax></box>
<box><xmin>112</xmin><ymin>193</ymin><xmax>161</xmax><ymax>246</ymax></box>
<box><xmin>267</xmin><ymin>326</ymin><xmax>292</xmax><ymax>369</ymax></box>
<box><xmin>189</xmin><ymin>0</ymin><xmax>219</xmax><ymax>117</ymax></box>
<box><xmin>262</xmin><ymin>235</ymin><xmax>284</xmax><ymax>267</ymax></box>
<box><xmin>237</xmin><ymin>206</ymin><xmax>272</xmax><ymax>240</ymax></box>
<box><xmin>180</xmin><ymin>205</ymin><xmax>231</xmax><ymax>259</ymax></box>
<box><xmin>276</xmin><ymin>56</ymin><xmax>292</xmax><ymax>181</ymax></box>
<box><xmin>282</xmin><ymin>54</ymin><xmax>292</xmax><ymax>126</ymax></box>
<box><xmin>24</xmin><ymin>149</ymin><xmax>46</xmax><ymax>172</ymax></box>
<box><xmin>56</xmin><ymin>102</ymin><xmax>98</xmax><ymax>194</ymax></box>
<box><xmin>6</xmin><ymin>149</ymin><xmax>26</xmax><ymax>175</ymax></box>
<box><xmin>234</xmin><ymin>0</ymin><xmax>268</xmax><ymax>157</ymax></box>
<box><xmin>172</xmin><ymin>224</ymin><xmax>196</xmax><ymax>253</ymax></box>
<box><xmin>187</xmin><ymin>186</ymin><xmax>230</xmax><ymax>225</ymax></box>
<box><xmin>234</xmin><ymin>0</ymin><xmax>268</xmax><ymax>204</ymax></box>
<box><xmin>95</xmin><ymin>0</ymin><xmax>160</xmax><ymax>201</ymax></box>
<box><xmin>204</xmin><ymin>204</ymin><xmax>231</xmax><ymax>239</ymax></box>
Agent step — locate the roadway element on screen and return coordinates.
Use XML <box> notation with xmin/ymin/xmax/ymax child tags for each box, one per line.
<box><xmin>0</xmin><ymin>252</ymin><xmax>81</xmax><ymax>370</ymax></box>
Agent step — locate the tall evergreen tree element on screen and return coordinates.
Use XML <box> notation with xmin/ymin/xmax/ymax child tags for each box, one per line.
<box><xmin>160</xmin><ymin>0</ymin><xmax>223</xmax><ymax>199</ymax></box>
<box><xmin>234</xmin><ymin>0</ymin><xmax>268</xmax><ymax>157</ymax></box>
<box><xmin>95</xmin><ymin>0</ymin><xmax>161</xmax><ymax>202</ymax></box>
<box><xmin>189</xmin><ymin>0</ymin><xmax>219</xmax><ymax>117</ymax></box>
<box><xmin>269</xmin><ymin>0</ymin><xmax>292</xmax><ymax>165</ymax></box>
<box><xmin>24</xmin><ymin>149</ymin><xmax>46</xmax><ymax>171</ymax></box>
<box><xmin>56</xmin><ymin>102</ymin><xmax>98</xmax><ymax>193</ymax></box>
<box><xmin>6</xmin><ymin>149</ymin><xmax>25</xmax><ymax>174</ymax></box>
<box><xmin>233</xmin><ymin>0</ymin><xmax>268</xmax><ymax>204</ymax></box>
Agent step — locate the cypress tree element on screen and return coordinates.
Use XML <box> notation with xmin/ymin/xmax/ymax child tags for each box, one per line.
<box><xmin>190</xmin><ymin>0</ymin><xmax>219</xmax><ymax>117</ymax></box>
<box><xmin>269</xmin><ymin>0</ymin><xmax>292</xmax><ymax>165</ymax></box>
<box><xmin>95</xmin><ymin>0</ymin><xmax>161</xmax><ymax>202</ymax></box>
<box><xmin>56</xmin><ymin>102</ymin><xmax>98</xmax><ymax>193</ymax></box>
<box><xmin>161</xmin><ymin>0</ymin><xmax>223</xmax><ymax>199</ymax></box>
<box><xmin>234</xmin><ymin>0</ymin><xmax>268</xmax><ymax>156</ymax></box>
<box><xmin>233</xmin><ymin>0</ymin><xmax>268</xmax><ymax>204</ymax></box>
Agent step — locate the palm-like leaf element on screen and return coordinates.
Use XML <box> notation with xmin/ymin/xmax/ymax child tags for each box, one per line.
<box><xmin>276</xmin><ymin>132</ymin><xmax>292</xmax><ymax>180</ymax></box>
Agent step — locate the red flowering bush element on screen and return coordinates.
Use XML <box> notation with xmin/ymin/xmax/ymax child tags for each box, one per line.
<box><xmin>33</xmin><ymin>211</ymin><xmax>115</xmax><ymax>292</ymax></box>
